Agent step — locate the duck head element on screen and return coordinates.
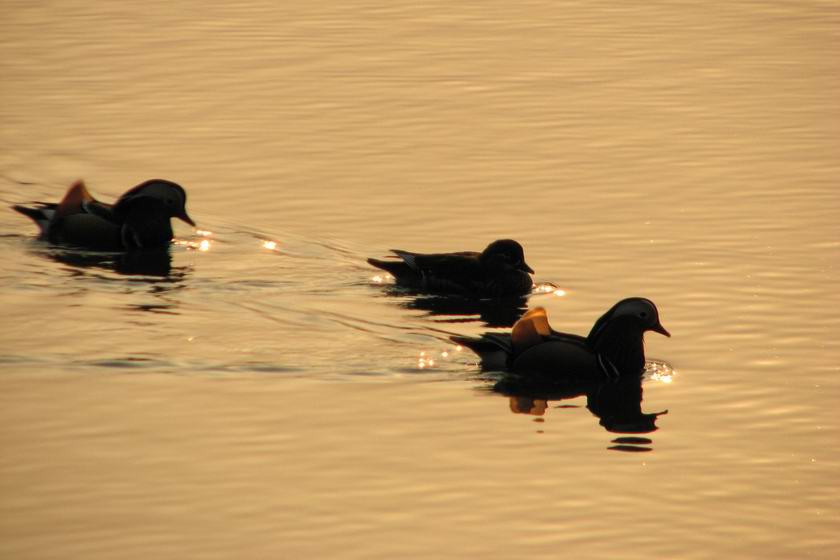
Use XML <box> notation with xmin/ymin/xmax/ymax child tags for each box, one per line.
<box><xmin>587</xmin><ymin>298</ymin><xmax>669</xmax><ymax>375</ymax></box>
<box><xmin>480</xmin><ymin>239</ymin><xmax>534</xmax><ymax>274</ymax></box>
<box><xmin>114</xmin><ymin>179</ymin><xmax>195</xmax><ymax>227</ymax></box>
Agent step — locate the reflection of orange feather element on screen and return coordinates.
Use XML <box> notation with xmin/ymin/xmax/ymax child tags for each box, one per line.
<box><xmin>509</xmin><ymin>397</ymin><xmax>548</xmax><ymax>416</ymax></box>
<box><xmin>54</xmin><ymin>180</ymin><xmax>94</xmax><ymax>221</ymax></box>
<box><xmin>511</xmin><ymin>307</ymin><xmax>552</xmax><ymax>354</ymax></box>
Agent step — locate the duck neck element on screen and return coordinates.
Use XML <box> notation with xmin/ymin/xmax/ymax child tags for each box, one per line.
<box><xmin>588</xmin><ymin>321</ymin><xmax>646</xmax><ymax>376</ymax></box>
<box><xmin>478</xmin><ymin>253</ymin><xmax>498</xmax><ymax>272</ymax></box>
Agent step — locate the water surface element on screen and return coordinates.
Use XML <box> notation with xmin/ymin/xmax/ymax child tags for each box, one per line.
<box><xmin>1</xmin><ymin>1</ymin><xmax>839</xmax><ymax>558</ymax></box>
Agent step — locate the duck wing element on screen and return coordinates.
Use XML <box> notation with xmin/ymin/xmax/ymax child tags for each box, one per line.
<box><xmin>13</xmin><ymin>181</ymin><xmax>114</xmax><ymax>237</ymax></box>
<box><xmin>394</xmin><ymin>250</ymin><xmax>483</xmax><ymax>293</ymax></box>
<box><xmin>83</xmin><ymin>199</ymin><xmax>119</xmax><ymax>223</ymax></box>
<box><xmin>511</xmin><ymin>307</ymin><xmax>552</xmax><ymax>354</ymax></box>
<box><xmin>52</xmin><ymin>180</ymin><xmax>117</xmax><ymax>223</ymax></box>
<box><xmin>394</xmin><ymin>250</ymin><xmax>480</xmax><ymax>273</ymax></box>
<box><xmin>52</xmin><ymin>180</ymin><xmax>96</xmax><ymax>222</ymax></box>
<box><xmin>512</xmin><ymin>337</ymin><xmax>597</xmax><ymax>378</ymax></box>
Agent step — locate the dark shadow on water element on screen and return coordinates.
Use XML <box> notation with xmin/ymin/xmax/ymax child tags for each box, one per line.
<box><xmin>38</xmin><ymin>245</ymin><xmax>190</xmax><ymax>281</ymax></box>
<box><xmin>493</xmin><ymin>374</ymin><xmax>667</xmax><ymax>452</ymax></box>
<box><xmin>20</xmin><ymin>244</ymin><xmax>193</xmax><ymax>314</ymax></box>
<box><xmin>379</xmin><ymin>286</ymin><xmax>528</xmax><ymax>328</ymax></box>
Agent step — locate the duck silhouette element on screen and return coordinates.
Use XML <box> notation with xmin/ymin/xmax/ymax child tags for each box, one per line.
<box><xmin>12</xmin><ymin>179</ymin><xmax>195</xmax><ymax>251</ymax></box>
<box><xmin>453</xmin><ymin>298</ymin><xmax>670</xmax><ymax>383</ymax></box>
<box><xmin>368</xmin><ymin>239</ymin><xmax>534</xmax><ymax>297</ymax></box>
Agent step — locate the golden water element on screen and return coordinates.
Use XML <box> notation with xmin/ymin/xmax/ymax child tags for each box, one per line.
<box><xmin>1</xmin><ymin>1</ymin><xmax>839</xmax><ymax>558</ymax></box>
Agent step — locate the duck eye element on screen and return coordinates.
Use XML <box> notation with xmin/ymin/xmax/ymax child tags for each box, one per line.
<box><xmin>165</xmin><ymin>197</ymin><xmax>174</xmax><ymax>205</ymax></box>
<box><xmin>640</xmin><ymin>311</ymin><xmax>648</xmax><ymax>318</ymax></box>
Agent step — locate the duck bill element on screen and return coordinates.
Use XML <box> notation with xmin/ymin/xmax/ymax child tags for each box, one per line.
<box><xmin>650</xmin><ymin>323</ymin><xmax>671</xmax><ymax>337</ymax></box>
<box><xmin>177</xmin><ymin>211</ymin><xmax>196</xmax><ymax>228</ymax></box>
<box><xmin>520</xmin><ymin>262</ymin><xmax>535</xmax><ymax>274</ymax></box>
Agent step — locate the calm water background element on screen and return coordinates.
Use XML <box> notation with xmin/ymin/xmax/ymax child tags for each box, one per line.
<box><xmin>1</xmin><ymin>1</ymin><xmax>839</xmax><ymax>558</ymax></box>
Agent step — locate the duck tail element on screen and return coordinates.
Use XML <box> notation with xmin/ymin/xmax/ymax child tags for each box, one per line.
<box><xmin>450</xmin><ymin>334</ymin><xmax>512</xmax><ymax>355</ymax></box>
<box><xmin>450</xmin><ymin>334</ymin><xmax>479</xmax><ymax>348</ymax></box>
<box><xmin>12</xmin><ymin>204</ymin><xmax>53</xmax><ymax>234</ymax></box>
<box><xmin>451</xmin><ymin>333</ymin><xmax>512</xmax><ymax>370</ymax></box>
<box><xmin>367</xmin><ymin>257</ymin><xmax>414</xmax><ymax>279</ymax></box>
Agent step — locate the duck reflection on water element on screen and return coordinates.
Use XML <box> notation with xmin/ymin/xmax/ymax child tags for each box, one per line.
<box><xmin>496</xmin><ymin>373</ymin><xmax>667</xmax><ymax>451</ymax></box>
<box><xmin>37</xmin><ymin>245</ymin><xmax>190</xmax><ymax>280</ymax></box>
<box><xmin>383</xmin><ymin>286</ymin><xmax>529</xmax><ymax>328</ymax></box>
<box><xmin>20</xmin><ymin>244</ymin><xmax>192</xmax><ymax>316</ymax></box>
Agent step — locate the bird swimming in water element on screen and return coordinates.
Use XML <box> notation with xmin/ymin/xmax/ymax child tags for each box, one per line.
<box><xmin>12</xmin><ymin>179</ymin><xmax>195</xmax><ymax>250</ymax></box>
<box><xmin>368</xmin><ymin>239</ymin><xmax>534</xmax><ymax>298</ymax></box>
<box><xmin>453</xmin><ymin>298</ymin><xmax>670</xmax><ymax>382</ymax></box>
